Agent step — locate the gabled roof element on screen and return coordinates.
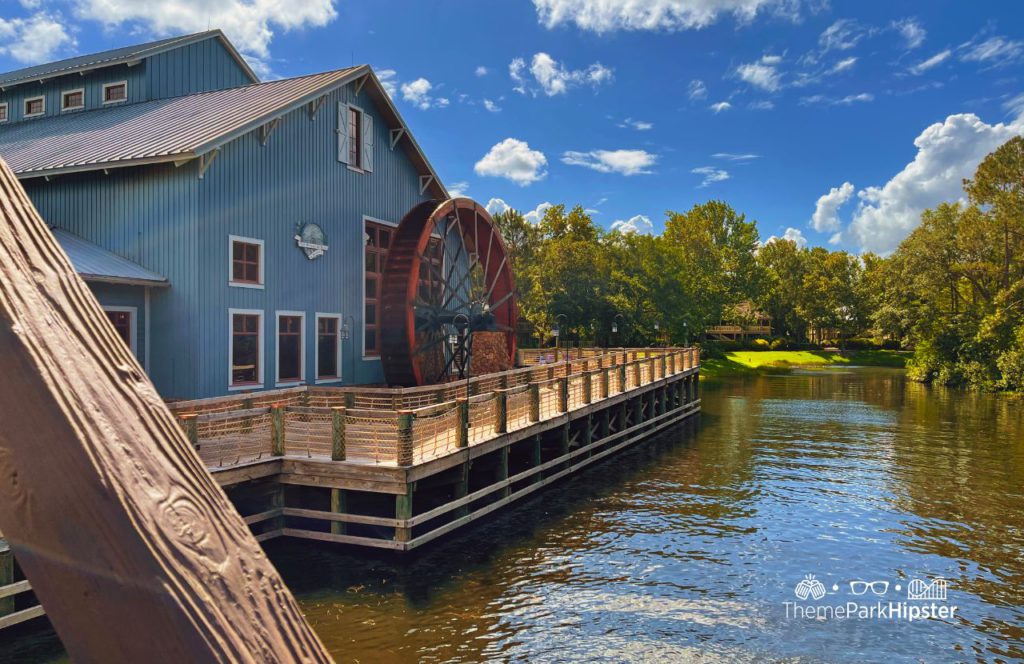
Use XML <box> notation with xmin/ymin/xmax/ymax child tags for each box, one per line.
<box><xmin>52</xmin><ymin>228</ymin><xmax>168</xmax><ymax>287</ymax></box>
<box><xmin>0</xmin><ymin>65</ymin><xmax>448</xmax><ymax>199</ymax></box>
<box><xmin>0</xmin><ymin>30</ymin><xmax>258</xmax><ymax>89</ymax></box>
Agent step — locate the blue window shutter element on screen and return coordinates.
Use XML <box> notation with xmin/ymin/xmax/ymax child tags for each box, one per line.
<box><xmin>337</xmin><ymin>102</ymin><xmax>349</xmax><ymax>164</ymax></box>
<box><xmin>362</xmin><ymin>112</ymin><xmax>374</xmax><ymax>172</ymax></box>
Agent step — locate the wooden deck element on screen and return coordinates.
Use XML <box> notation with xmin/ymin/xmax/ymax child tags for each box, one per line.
<box><xmin>167</xmin><ymin>348</ymin><xmax>702</xmax><ymax>552</ymax></box>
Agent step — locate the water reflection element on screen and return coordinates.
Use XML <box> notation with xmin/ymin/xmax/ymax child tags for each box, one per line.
<box><xmin>2</xmin><ymin>368</ymin><xmax>1022</xmax><ymax>662</ymax></box>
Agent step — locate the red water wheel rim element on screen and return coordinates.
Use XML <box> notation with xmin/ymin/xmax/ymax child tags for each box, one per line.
<box><xmin>379</xmin><ymin>198</ymin><xmax>518</xmax><ymax>387</ymax></box>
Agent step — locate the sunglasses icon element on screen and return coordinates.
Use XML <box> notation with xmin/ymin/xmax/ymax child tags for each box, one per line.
<box><xmin>849</xmin><ymin>581</ymin><xmax>889</xmax><ymax>595</ymax></box>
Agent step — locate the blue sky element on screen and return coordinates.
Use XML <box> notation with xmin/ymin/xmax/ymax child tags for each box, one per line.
<box><xmin>1</xmin><ymin>1</ymin><xmax>1023</xmax><ymax>254</ymax></box>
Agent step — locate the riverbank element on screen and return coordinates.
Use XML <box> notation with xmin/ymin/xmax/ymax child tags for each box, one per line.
<box><xmin>700</xmin><ymin>349</ymin><xmax>907</xmax><ymax>378</ymax></box>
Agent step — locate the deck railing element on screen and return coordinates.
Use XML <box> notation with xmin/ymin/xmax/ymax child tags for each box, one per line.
<box><xmin>171</xmin><ymin>347</ymin><xmax>699</xmax><ymax>468</ymax></box>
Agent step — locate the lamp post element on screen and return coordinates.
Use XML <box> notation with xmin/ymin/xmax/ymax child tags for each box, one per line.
<box><xmin>554</xmin><ymin>313</ymin><xmax>567</xmax><ymax>362</ymax></box>
<box><xmin>341</xmin><ymin>314</ymin><xmax>355</xmax><ymax>384</ymax></box>
<box><xmin>683</xmin><ymin>320</ymin><xmax>689</xmax><ymax>347</ymax></box>
<box><xmin>449</xmin><ymin>312</ymin><xmax>472</xmax><ymax>396</ymax></box>
<box><xmin>612</xmin><ymin>313</ymin><xmax>624</xmax><ymax>349</ymax></box>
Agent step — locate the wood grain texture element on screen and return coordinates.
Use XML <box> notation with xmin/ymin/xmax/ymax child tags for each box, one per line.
<box><xmin>0</xmin><ymin>159</ymin><xmax>333</xmax><ymax>663</ymax></box>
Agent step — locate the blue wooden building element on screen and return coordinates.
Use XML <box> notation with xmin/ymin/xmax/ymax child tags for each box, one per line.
<box><xmin>0</xmin><ymin>30</ymin><xmax>450</xmax><ymax>399</ymax></box>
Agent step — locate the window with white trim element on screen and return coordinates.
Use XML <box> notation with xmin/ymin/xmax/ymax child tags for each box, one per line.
<box><xmin>316</xmin><ymin>314</ymin><xmax>341</xmax><ymax>382</ymax></box>
<box><xmin>62</xmin><ymin>89</ymin><xmax>84</xmax><ymax>111</ymax></box>
<box><xmin>230</xmin><ymin>310</ymin><xmax>263</xmax><ymax>388</ymax></box>
<box><xmin>229</xmin><ymin>235</ymin><xmax>264</xmax><ymax>288</ymax></box>
<box><xmin>103</xmin><ymin>81</ymin><xmax>127</xmax><ymax>104</ymax></box>
<box><xmin>276</xmin><ymin>312</ymin><xmax>305</xmax><ymax>386</ymax></box>
<box><xmin>103</xmin><ymin>306</ymin><xmax>137</xmax><ymax>356</ymax></box>
<box><xmin>24</xmin><ymin>96</ymin><xmax>44</xmax><ymax>118</ymax></box>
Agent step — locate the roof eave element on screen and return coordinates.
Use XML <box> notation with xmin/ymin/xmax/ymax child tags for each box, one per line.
<box><xmin>81</xmin><ymin>274</ymin><xmax>170</xmax><ymax>288</ymax></box>
<box><xmin>15</xmin><ymin>153</ymin><xmax>197</xmax><ymax>181</ymax></box>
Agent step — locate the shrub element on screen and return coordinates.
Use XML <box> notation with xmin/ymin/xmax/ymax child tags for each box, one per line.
<box><xmin>770</xmin><ymin>337</ymin><xmax>788</xmax><ymax>350</ymax></box>
<box><xmin>752</xmin><ymin>338</ymin><xmax>771</xmax><ymax>349</ymax></box>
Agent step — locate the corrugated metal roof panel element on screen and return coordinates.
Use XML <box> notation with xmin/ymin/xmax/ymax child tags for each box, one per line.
<box><xmin>0</xmin><ymin>68</ymin><xmax>361</xmax><ymax>176</ymax></box>
<box><xmin>52</xmin><ymin>228</ymin><xmax>168</xmax><ymax>286</ymax></box>
<box><xmin>0</xmin><ymin>30</ymin><xmax>257</xmax><ymax>87</ymax></box>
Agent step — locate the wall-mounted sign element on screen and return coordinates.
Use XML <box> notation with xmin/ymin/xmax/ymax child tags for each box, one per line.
<box><xmin>294</xmin><ymin>222</ymin><xmax>328</xmax><ymax>260</ymax></box>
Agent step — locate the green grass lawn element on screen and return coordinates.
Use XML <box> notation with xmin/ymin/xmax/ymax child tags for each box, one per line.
<box><xmin>701</xmin><ymin>349</ymin><xmax>907</xmax><ymax>378</ymax></box>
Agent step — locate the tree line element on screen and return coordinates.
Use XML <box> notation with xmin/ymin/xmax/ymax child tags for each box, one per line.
<box><xmin>492</xmin><ymin>136</ymin><xmax>1024</xmax><ymax>391</ymax></box>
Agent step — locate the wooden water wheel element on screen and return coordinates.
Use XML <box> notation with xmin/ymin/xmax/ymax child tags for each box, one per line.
<box><xmin>379</xmin><ymin>198</ymin><xmax>518</xmax><ymax>386</ymax></box>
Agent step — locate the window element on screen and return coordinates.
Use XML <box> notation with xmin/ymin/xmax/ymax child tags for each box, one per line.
<box><xmin>229</xmin><ymin>310</ymin><xmax>263</xmax><ymax>389</ymax></box>
<box><xmin>24</xmin><ymin>96</ymin><xmax>44</xmax><ymax>118</ymax></box>
<box><xmin>316</xmin><ymin>314</ymin><xmax>341</xmax><ymax>382</ymax></box>
<box><xmin>0</xmin><ymin>103</ymin><xmax>8</xmax><ymax>123</ymax></box>
<box><xmin>103</xmin><ymin>81</ymin><xmax>128</xmax><ymax>104</ymax></box>
<box><xmin>62</xmin><ymin>89</ymin><xmax>84</xmax><ymax>111</ymax></box>
<box><xmin>229</xmin><ymin>236</ymin><xmax>263</xmax><ymax>288</ymax></box>
<box><xmin>276</xmin><ymin>312</ymin><xmax>304</xmax><ymax>385</ymax></box>
<box><xmin>103</xmin><ymin>307</ymin><xmax>136</xmax><ymax>355</ymax></box>
<box><xmin>348</xmin><ymin>106</ymin><xmax>361</xmax><ymax>167</ymax></box>
<box><xmin>364</xmin><ymin>220</ymin><xmax>393</xmax><ymax>356</ymax></box>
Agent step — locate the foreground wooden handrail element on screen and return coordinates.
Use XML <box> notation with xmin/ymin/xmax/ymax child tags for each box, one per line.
<box><xmin>0</xmin><ymin>159</ymin><xmax>332</xmax><ymax>662</ymax></box>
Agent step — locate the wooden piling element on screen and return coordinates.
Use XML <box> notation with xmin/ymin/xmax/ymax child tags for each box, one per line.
<box><xmin>558</xmin><ymin>377</ymin><xmax>569</xmax><ymax>413</ymax></box>
<box><xmin>532</xmin><ymin>434</ymin><xmax>543</xmax><ymax>483</ymax></box>
<box><xmin>529</xmin><ymin>382</ymin><xmax>540</xmax><ymax>422</ymax></box>
<box><xmin>395</xmin><ymin>484</ymin><xmax>414</xmax><ymax>542</ymax></box>
<box><xmin>0</xmin><ymin>542</ymin><xmax>13</xmax><ymax>617</ymax></box>
<box><xmin>583</xmin><ymin>371</ymin><xmax>592</xmax><ymax>405</ymax></box>
<box><xmin>397</xmin><ymin>410</ymin><xmax>415</xmax><ymax>466</ymax></box>
<box><xmin>330</xmin><ymin>489</ymin><xmax>347</xmax><ymax>535</ymax></box>
<box><xmin>456</xmin><ymin>399</ymin><xmax>469</xmax><ymax>448</ymax></box>
<box><xmin>495</xmin><ymin>390</ymin><xmax>508</xmax><ymax>434</ymax></box>
<box><xmin>496</xmin><ymin>446</ymin><xmax>510</xmax><ymax>498</ymax></box>
<box><xmin>271</xmin><ymin>404</ymin><xmax>285</xmax><ymax>456</ymax></box>
<box><xmin>331</xmin><ymin>406</ymin><xmax>346</xmax><ymax>461</ymax></box>
<box><xmin>600</xmin><ymin>367</ymin><xmax>610</xmax><ymax>399</ymax></box>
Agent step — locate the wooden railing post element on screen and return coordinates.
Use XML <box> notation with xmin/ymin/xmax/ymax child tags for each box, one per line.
<box><xmin>583</xmin><ymin>371</ymin><xmax>592</xmax><ymax>405</ymax></box>
<box><xmin>632</xmin><ymin>360</ymin><xmax>641</xmax><ymax>388</ymax></box>
<box><xmin>600</xmin><ymin>367</ymin><xmax>610</xmax><ymax>399</ymax></box>
<box><xmin>179</xmin><ymin>413</ymin><xmax>198</xmax><ymax>450</ymax></box>
<box><xmin>495</xmin><ymin>390</ymin><xmax>508</xmax><ymax>434</ymax></box>
<box><xmin>456</xmin><ymin>399</ymin><xmax>469</xmax><ymax>448</ymax></box>
<box><xmin>271</xmin><ymin>405</ymin><xmax>285</xmax><ymax>457</ymax></box>
<box><xmin>660</xmin><ymin>353</ymin><xmax>667</xmax><ymax>379</ymax></box>
<box><xmin>558</xmin><ymin>377</ymin><xmax>569</xmax><ymax>413</ymax></box>
<box><xmin>397</xmin><ymin>410</ymin><xmax>414</xmax><ymax>465</ymax></box>
<box><xmin>618</xmin><ymin>362</ymin><xmax>626</xmax><ymax>394</ymax></box>
<box><xmin>529</xmin><ymin>382</ymin><xmax>540</xmax><ymax>422</ymax></box>
<box><xmin>344</xmin><ymin>391</ymin><xmax>356</xmax><ymax>408</ymax></box>
<box><xmin>331</xmin><ymin>406</ymin><xmax>346</xmax><ymax>461</ymax></box>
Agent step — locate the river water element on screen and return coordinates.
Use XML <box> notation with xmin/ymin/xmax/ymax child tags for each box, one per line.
<box><xmin>4</xmin><ymin>368</ymin><xmax>1023</xmax><ymax>662</ymax></box>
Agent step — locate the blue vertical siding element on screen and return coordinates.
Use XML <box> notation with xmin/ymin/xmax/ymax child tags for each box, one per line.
<box><xmin>196</xmin><ymin>81</ymin><xmax>432</xmax><ymax>397</ymax></box>
<box><xmin>24</xmin><ymin>165</ymin><xmax>201</xmax><ymax>399</ymax></box>
<box><xmin>146</xmin><ymin>39</ymin><xmax>255</xmax><ymax>99</ymax></box>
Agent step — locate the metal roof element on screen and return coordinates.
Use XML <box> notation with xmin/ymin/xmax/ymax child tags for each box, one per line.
<box><xmin>52</xmin><ymin>229</ymin><xmax>168</xmax><ymax>287</ymax></box>
<box><xmin>0</xmin><ymin>65</ymin><xmax>449</xmax><ymax>199</ymax></box>
<box><xmin>0</xmin><ymin>30</ymin><xmax>257</xmax><ymax>88</ymax></box>
<box><xmin>0</xmin><ymin>68</ymin><xmax>360</xmax><ymax>176</ymax></box>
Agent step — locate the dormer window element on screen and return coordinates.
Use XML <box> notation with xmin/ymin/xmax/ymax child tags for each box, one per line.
<box><xmin>62</xmin><ymin>89</ymin><xmax>85</xmax><ymax>112</ymax></box>
<box><xmin>0</xmin><ymin>103</ymin><xmax>8</xmax><ymax>123</ymax></box>
<box><xmin>24</xmin><ymin>96</ymin><xmax>44</xmax><ymax>118</ymax></box>
<box><xmin>103</xmin><ymin>81</ymin><xmax>127</xmax><ymax>104</ymax></box>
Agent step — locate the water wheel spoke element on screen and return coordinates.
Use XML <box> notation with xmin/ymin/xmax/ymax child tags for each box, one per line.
<box><xmin>489</xmin><ymin>289</ymin><xmax>514</xmax><ymax>313</ymax></box>
<box><xmin>483</xmin><ymin>255</ymin><xmax>508</xmax><ymax>303</ymax></box>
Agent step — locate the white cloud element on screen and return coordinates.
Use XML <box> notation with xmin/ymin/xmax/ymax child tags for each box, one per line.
<box><xmin>561</xmin><ymin>149</ymin><xmax>657</xmax><ymax>175</ymax></box>
<box><xmin>908</xmin><ymin>49</ymin><xmax>950</xmax><ymax>75</ymax></box>
<box><xmin>401</xmin><ymin>77</ymin><xmax>448</xmax><ymax>110</ymax></box>
<box><xmin>475</xmin><ymin>65</ymin><xmax>489</xmax><ymax>76</ymax></box>
<box><xmin>819</xmin><ymin>18</ymin><xmax>868</xmax><ymax>52</ymax></box>
<box><xmin>692</xmin><ymin>166</ymin><xmax>730</xmax><ymax>187</ymax></box>
<box><xmin>800</xmin><ymin>92</ymin><xmax>873</xmax><ymax>106</ymax></box>
<box><xmin>0</xmin><ymin>12</ymin><xmax>74</xmax><ymax>63</ymax></box>
<box><xmin>618</xmin><ymin>117</ymin><xmax>653</xmax><ymax>130</ymax></box>
<box><xmin>810</xmin><ymin>181</ymin><xmax>854</xmax><ymax>232</ymax></box>
<box><xmin>831</xmin><ymin>56</ymin><xmax>857</xmax><ymax>73</ymax></box>
<box><xmin>765</xmin><ymin>227</ymin><xmax>807</xmax><ymax>248</ymax></box>
<box><xmin>611</xmin><ymin>214</ymin><xmax>654</xmax><ymax>234</ymax></box>
<box><xmin>524</xmin><ymin>202</ymin><xmax>554</xmax><ymax>224</ymax></box>
<box><xmin>483</xmin><ymin>98</ymin><xmax>502</xmax><ymax>112</ymax></box>
<box><xmin>474</xmin><ymin>138</ymin><xmax>548</xmax><ymax>186</ymax></box>
<box><xmin>713</xmin><ymin>152</ymin><xmax>759</xmax><ymax>161</ymax></box>
<box><xmin>1004</xmin><ymin>94</ymin><xmax>1024</xmax><ymax>118</ymax></box>
<box><xmin>847</xmin><ymin>113</ymin><xmax>1024</xmax><ymax>254</ymax></box>
<box><xmin>688</xmin><ymin>78</ymin><xmax>707</xmax><ymax>99</ymax></box>
<box><xmin>959</xmin><ymin>35</ymin><xmax>1024</xmax><ymax>66</ymax></box>
<box><xmin>485</xmin><ymin>198</ymin><xmax>511</xmax><ymax>216</ymax></box>
<box><xmin>448</xmin><ymin>181</ymin><xmax>470</xmax><ymax>197</ymax></box>
<box><xmin>892</xmin><ymin>18</ymin><xmax>925</xmax><ymax>49</ymax></box>
<box><xmin>375</xmin><ymin>68</ymin><xmax>398</xmax><ymax>97</ymax></box>
<box><xmin>736</xmin><ymin>54</ymin><xmax>783</xmax><ymax>91</ymax></box>
<box><xmin>515</xmin><ymin>52</ymin><xmax>614</xmax><ymax>96</ymax></box>
<box><xmin>532</xmin><ymin>0</ymin><xmax>804</xmax><ymax>33</ymax></box>
<box><xmin>749</xmin><ymin>100</ymin><xmax>774</xmax><ymax>110</ymax></box>
<box><xmin>71</xmin><ymin>0</ymin><xmax>336</xmax><ymax>60</ymax></box>
<box><xmin>709</xmin><ymin>101</ymin><xmax>732</xmax><ymax>113</ymax></box>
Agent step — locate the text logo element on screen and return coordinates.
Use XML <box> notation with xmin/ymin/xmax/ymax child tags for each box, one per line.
<box><xmin>295</xmin><ymin>222</ymin><xmax>329</xmax><ymax>260</ymax></box>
